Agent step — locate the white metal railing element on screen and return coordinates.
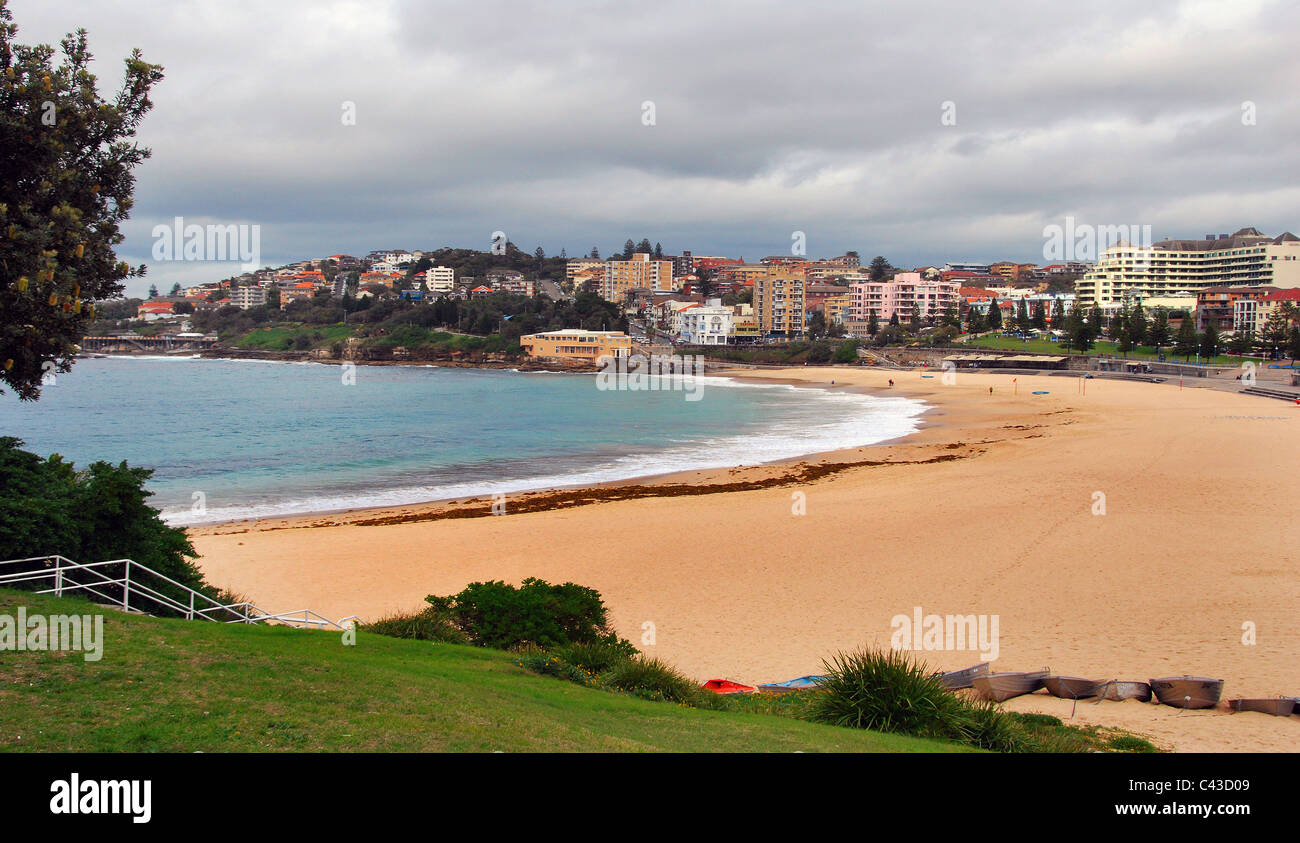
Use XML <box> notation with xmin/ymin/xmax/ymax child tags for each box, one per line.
<box><xmin>0</xmin><ymin>555</ymin><xmax>357</xmax><ymax>631</ymax></box>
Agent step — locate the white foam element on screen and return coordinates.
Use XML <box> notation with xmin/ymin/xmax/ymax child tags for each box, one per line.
<box><xmin>166</xmin><ymin>383</ymin><xmax>929</xmax><ymax>526</ymax></box>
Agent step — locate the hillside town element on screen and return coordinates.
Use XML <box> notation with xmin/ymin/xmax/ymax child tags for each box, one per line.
<box><xmin>96</xmin><ymin>228</ymin><xmax>1300</xmax><ymax>366</ymax></box>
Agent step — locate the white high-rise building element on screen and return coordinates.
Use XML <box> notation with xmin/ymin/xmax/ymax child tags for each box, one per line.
<box><xmin>1076</xmin><ymin>228</ymin><xmax>1300</xmax><ymax>310</ymax></box>
<box><xmin>423</xmin><ymin>266</ymin><xmax>455</xmax><ymax>294</ymax></box>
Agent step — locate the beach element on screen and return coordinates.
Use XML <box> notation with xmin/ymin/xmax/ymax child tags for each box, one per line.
<box><xmin>189</xmin><ymin>366</ymin><xmax>1300</xmax><ymax>752</ymax></box>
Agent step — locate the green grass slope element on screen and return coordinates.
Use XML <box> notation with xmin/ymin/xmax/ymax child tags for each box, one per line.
<box><xmin>0</xmin><ymin>590</ymin><xmax>969</xmax><ymax>753</ymax></box>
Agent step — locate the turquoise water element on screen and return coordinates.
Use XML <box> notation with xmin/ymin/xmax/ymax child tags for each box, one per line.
<box><xmin>0</xmin><ymin>357</ymin><xmax>927</xmax><ymax>525</ymax></box>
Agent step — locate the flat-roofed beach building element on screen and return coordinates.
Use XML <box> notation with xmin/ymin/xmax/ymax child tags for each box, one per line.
<box><xmin>519</xmin><ymin>329</ymin><xmax>632</xmax><ymax>363</ymax></box>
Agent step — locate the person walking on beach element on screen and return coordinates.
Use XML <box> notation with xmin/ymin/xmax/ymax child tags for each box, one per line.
<box><xmin>888</xmin><ymin>379</ymin><xmax>894</xmax><ymax>387</ymax></box>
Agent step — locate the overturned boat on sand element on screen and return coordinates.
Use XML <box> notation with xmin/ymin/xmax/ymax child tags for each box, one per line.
<box><xmin>701</xmin><ymin>679</ymin><xmax>757</xmax><ymax>695</ymax></box>
<box><xmin>1229</xmin><ymin>697</ymin><xmax>1295</xmax><ymax>717</ymax></box>
<box><xmin>934</xmin><ymin>662</ymin><xmax>991</xmax><ymax>690</ymax></box>
<box><xmin>1042</xmin><ymin>676</ymin><xmax>1101</xmax><ymax>699</ymax></box>
<box><xmin>972</xmin><ymin>670</ymin><xmax>1049</xmax><ymax>702</ymax></box>
<box><xmin>1097</xmin><ymin>680</ymin><xmax>1153</xmax><ymax>702</ymax></box>
<box><xmin>1149</xmin><ymin>676</ymin><xmax>1224</xmax><ymax>709</ymax></box>
<box><xmin>757</xmin><ymin>675</ymin><xmax>827</xmax><ymax>694</ymax></box>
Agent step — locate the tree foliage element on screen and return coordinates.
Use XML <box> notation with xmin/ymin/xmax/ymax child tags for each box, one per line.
<box><xmin>0</xmin><ymin>436</ymin><xmax>203</xmax><ymax>595</ymax></box>
<box><xmin>424</xmin><ymin>578</ymin><xmax>626</xmax><ymax>651</ymax></box>
<box><xmin>0</xmin><ymin>2</ymin><xmax>163</xmax><ymax>399</ymax></box>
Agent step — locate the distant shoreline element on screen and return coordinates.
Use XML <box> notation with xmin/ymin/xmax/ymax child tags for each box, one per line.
<box><xmin>175</xmin><ymin>371</ymin><xmax>932</xmax><ymax>530</ymax></box>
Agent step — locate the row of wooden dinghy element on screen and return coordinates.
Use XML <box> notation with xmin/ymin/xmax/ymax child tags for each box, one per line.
<box><xmin>939</xmin><ymin>663</ymin><xmax>1297</xmax><ymax>716</ymax></box>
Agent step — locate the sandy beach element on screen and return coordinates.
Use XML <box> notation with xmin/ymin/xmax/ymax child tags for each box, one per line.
<box><xmin>190</xmin><ymin>366</ymin><xmax>1300</xmax><ymax>752</ymax></box>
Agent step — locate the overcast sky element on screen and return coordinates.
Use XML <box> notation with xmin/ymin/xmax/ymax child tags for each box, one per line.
<box><xmin>14</xmin><ymin>0</ymin><xmax>1300</xmax><ymax>297</ymax></box>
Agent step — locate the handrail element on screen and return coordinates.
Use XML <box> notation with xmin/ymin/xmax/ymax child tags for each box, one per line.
<box><xmin>0</xmin><ymin>555</ymin><xmax>353</xmax><ymax>631</ymax></box>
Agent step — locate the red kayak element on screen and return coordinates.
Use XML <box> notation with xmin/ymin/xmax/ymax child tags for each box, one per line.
<box><xmin>701</xmin><ymin>679</ymin><xmax>757</xmax><ymax>694</ymax></box>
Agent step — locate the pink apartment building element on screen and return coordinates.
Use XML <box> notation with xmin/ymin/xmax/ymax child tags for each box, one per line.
<box><xmin>849</xmin><ymin>272</ymin><xmax>960</xmax><ymax>322</ymax></box>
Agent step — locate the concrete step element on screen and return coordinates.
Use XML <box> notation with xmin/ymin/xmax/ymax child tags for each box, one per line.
<box><xmin>1241</xmin><ymin>386</ymin><xmax>1300</xmax><ymax>402</ymax></box>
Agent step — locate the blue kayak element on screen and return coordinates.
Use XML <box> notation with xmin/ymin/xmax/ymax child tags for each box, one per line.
<box><xmin>757</xmin><ymin>675</ymin><xmax>828</xmax><ymax>693</ymax></box>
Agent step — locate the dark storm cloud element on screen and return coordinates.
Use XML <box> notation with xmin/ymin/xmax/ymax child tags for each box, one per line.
<box><xmin>10</xmin><ymin>0</ymin><xmax>1299</xmax><ymax>295</ymax></box>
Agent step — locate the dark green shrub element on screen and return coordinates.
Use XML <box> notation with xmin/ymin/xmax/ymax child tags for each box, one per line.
<box><xmin>516</xmin><ymin>646</ymin><xmax>599</xmax><ymax>686</ymax></box>
<box><xmin>425</xmin><ymin>577</ymin><xmax>627</xmax><ymax>651</ymax></box>
<box><xmin>951</xmin><ymin>698</ymin><xmax>1022</xmax><ymax>752</ymax></box>
<box><xmin>551</xmin><ymin>638</ymin><xmax>637</xmax><ymax>674</ymax></box>
<box><xmin>0</xmin><ymin>437</ymin><xmax>208</xmax><ymax>614</ymax></box>
<box><xmin>812</xmin><ymin>647</ymin><xmax>1040</xmax><ymax>751</ymax></box>
<box><xmin>832</xmin><ymin>340</ymin><xmax>860</xmax><ymax>363</ymax></box>
<box><xmin>813</xmin><ymin>647</ymin><xmax>974</xmax><ymax>736</ymax></box>
<box><xmin>600</xmin><ymin>656</ymin><xmax>703</xmax><ymax>704</ymax></box>
<box><xmin>363</xmin><ymin>606</ymin><xmax>468</xmax><ymax>644</ymax></box>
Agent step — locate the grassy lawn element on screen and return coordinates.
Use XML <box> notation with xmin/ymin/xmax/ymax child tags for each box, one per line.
<box><xmin>961</xmin><ymin>334</ymin><xmax>1269</xmax><ymax>367</ymax></box>
<box><xmin>0</xmin><ymin>589</ymin><xmax>966</xmax><ymax>753</ymax></box>
<box><xmin>233</xmin><ymin>323</ymin><xmax>352</xmax><ymax>351</ymax></box>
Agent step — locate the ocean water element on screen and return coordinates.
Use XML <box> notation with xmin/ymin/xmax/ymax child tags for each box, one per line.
<box><xmin>0</xmin><ymin>357</ymin><xmax>928</xmax><ymax>525</ymax></box>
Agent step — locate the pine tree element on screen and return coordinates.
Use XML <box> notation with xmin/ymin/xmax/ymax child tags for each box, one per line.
<box><xmin>1051</xmin><ymin>298</ymin><xmax>1066</xmax><ymax>329</ymax></box>
<box><xmin>1174</xmin><ymin>318</ymin><xmax>1198</xmax><ymax>360</ymax></box>
<box><xmin>1128</xmin><ymin>303</ymin><xmax>1147</xmax><ymax>346</ymax></box>
<box><xmin>1228</xmin><ymin>330</ymin><xmax>1254</xmax><ymax>356</ymax></box>
<box><xmin>1066</xmin><ymin>304</ymin><xmax>1093</xmax><ymax>352</ymax></box>
<box><xmin>986</xmin><ymin>296</ymin><xmax>1002</xmax><ymax>329</ymax></box>
<box><xmin>1032</xmin><ymin>301</ymin><xmax>1047</xmax><ymax>330</ymax></box>
<box><xmin>1199</xmin><ymin>324</ymin><xmax>1220</xmax><ymax>359</ymax></box>
<box><xmin>622</xmin><ymin>239</ymin><xmax>635</xmax><ymax>258</ymax></box>
<box><xmin>590</xmin><ymin>247</ymin><xmax>600</xmax><ymax>260</ymax></box>
<box><xmin>1148</xmin><ymin>308</ymin><xmax>1171</xmax><ymax>349</ymax></box>
<box><xmin>867</xmin><ymin>311</ymin><xmax>879</xmax><ymax>336</ymax></box>
<box><xmin>868</xmin><ymin>256</ymin><xmax>891</xmax><ymax>283</ymax></box>
<box><xmin>1116</xmin><ymin>324</ymin><xmax>1133</xmax><ymax>355</ymax></box>
<box><xmin>1259</xmin><ymin>309</ymin><xmax>1290</xmax><ymax>359</ymax></box>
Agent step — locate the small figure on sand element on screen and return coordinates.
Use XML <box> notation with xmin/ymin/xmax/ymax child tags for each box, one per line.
<box><xmin>888</xmin><ymin>379</ymin><xmax>894</xmax><ymax>387</ymax></box>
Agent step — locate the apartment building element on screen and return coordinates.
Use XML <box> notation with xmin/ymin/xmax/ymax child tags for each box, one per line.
<box><xmin>1195</xmin><ymin>286</ymin><xmax>1277</xmax><ymax>332</ymax></box>
<box><xmin>602</xmin><ymin>253</ymin><xmax>674</xmax><ymax>302</ymax></box>
<box><xmin>1238</xmin><ymin>289</ymin><xmax>1300</xmax><ymax>335</ymax></box>
<box><xmin>849</xmin><ymin>273</ymin><xmax>960</xmax><ymax>323</ymax></box>
<box><xmin>519</xmin><ymin>329</ymin><xmax>632</xmax><ymax>363</ymax></box>
<box><xmin>1077</xmin><ymin>228</ymin><xmax>1300</xmax><ymax>309</ymax></box>
<box><xmin>230</xmin><ymin>286</ymin><xmax>267</xmax><ymax>310</ymax></box>
<box><xmin>753</xmin><ymin>270</ymin><xmax>806</xmax><ymax>337</ymax></box>
<box><xmin>677</xmin><ymin>299</ymin><xmax>733</xmax><ymax>345</ymax></box>
<box><xmin>423</xmin><ymin>266</ymin><xmax>455</xmax><ymax>294</ymax></box>
<box><xmin>566</xmin><ymin>258</ymin><xmax>605</xmax><ymax>286</ymax></box>
<box><xmin>804</xmin><ymin>282</ymin><xmax>852</xmax><ymax>313</ymax></box>
<box><xmin>823</xmin><ymin>293</ymin><xmax>853</xmax><ymax>325</ymax></box>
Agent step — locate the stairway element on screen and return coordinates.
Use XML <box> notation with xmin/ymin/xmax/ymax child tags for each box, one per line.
<box><xmin>1241</xmin><ymin>386</ymin><xmax>1300</xmax><ymax>402</ymax></box>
